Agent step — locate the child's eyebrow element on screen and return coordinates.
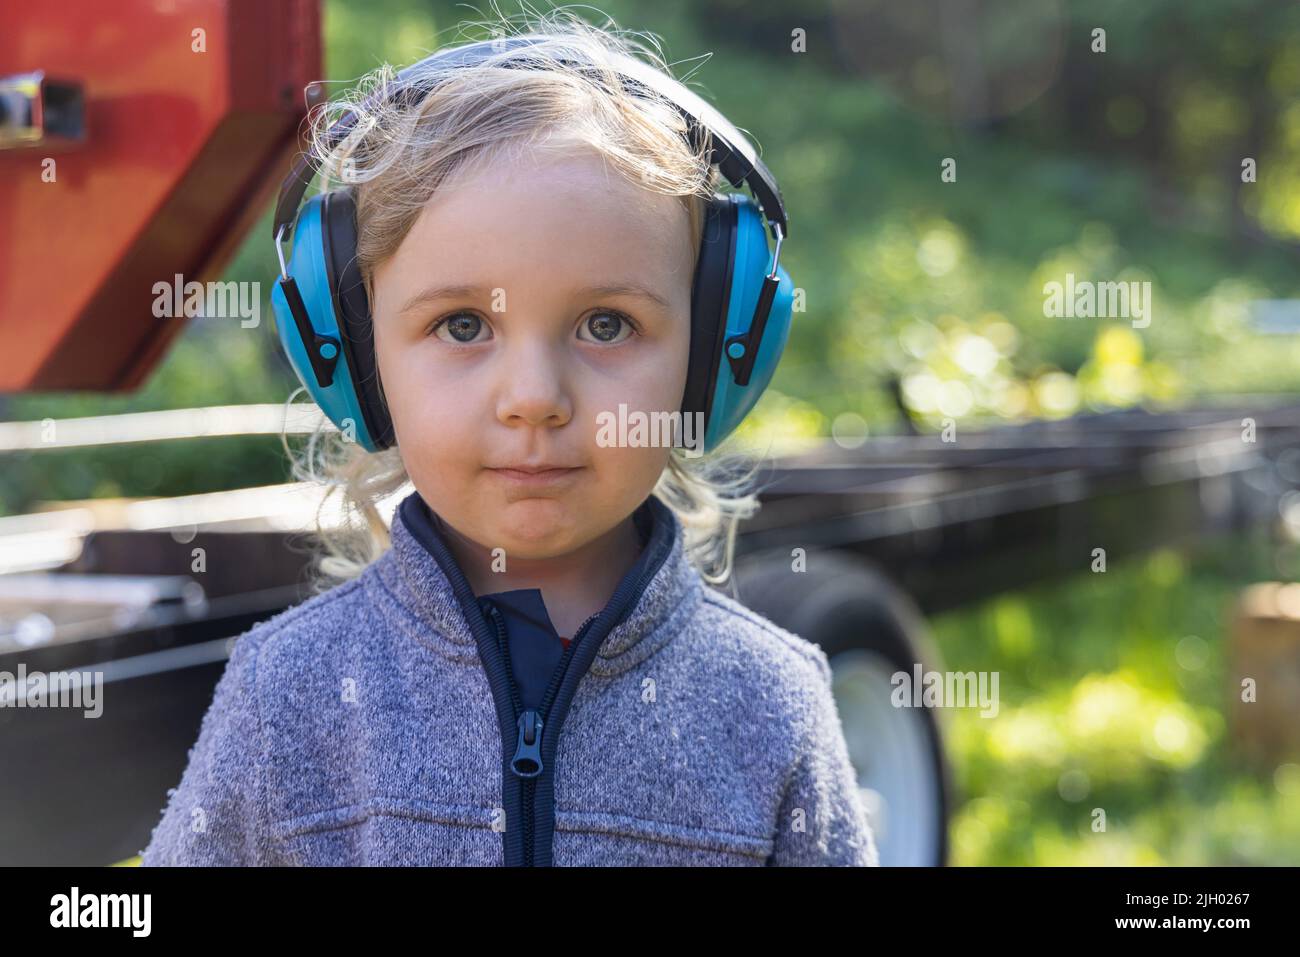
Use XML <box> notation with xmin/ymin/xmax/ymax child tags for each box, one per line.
<box><xmin>397</xmin><ymin>283</ymin><xmax>485</xmax><ymax>317</ymax></box>
<box><xmin>396</xmin><ymin>281</ymin><xmax>673</xmax><ymax>318</ymax></box>
<box><xmin>581</xmin><ymin>282</ymin><xmax>674</xmax><ymax>311</ymax></box>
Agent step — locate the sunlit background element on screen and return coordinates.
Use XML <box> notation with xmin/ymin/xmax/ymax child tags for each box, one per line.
<box><xmin>5</xmin><ymin>0</ymin><xmax>1300</xmax><ymax>865</ymax></box>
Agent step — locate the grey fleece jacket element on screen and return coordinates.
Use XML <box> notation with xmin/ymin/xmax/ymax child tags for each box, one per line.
<box><xmin>141</xmin><ymin>491</ymin><xmax>878</xmax><ymax>866</ymax></box>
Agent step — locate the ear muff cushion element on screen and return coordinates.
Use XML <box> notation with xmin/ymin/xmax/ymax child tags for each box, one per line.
<box><xmin>322</xmin><ymin>188</ymin><xmax>396</xmax><ymax>449</ymax></box>
<box><xmin>680</xmin><ymin>192</ymin><xmax>737</xmax><ymax>439</ymax></box>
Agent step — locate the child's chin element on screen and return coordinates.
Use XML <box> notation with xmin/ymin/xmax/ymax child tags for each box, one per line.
<box><xmin>490</xmin><ymin>500</ymin><xmax>579</xmax><ymax>548</ymax></box>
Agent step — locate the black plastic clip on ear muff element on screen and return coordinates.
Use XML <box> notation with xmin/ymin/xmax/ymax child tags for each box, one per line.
<box><xmin>275</xmin><ymin>223</ymin><xmax>342</xmax><ymax>388</ymax></box>
<box><xmin>723</xmin><ymin>221</ymin><xmax>784</xmax><ymax>387</ymax></box>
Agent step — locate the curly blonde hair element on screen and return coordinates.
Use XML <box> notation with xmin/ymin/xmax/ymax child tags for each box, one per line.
<box><xmin>283</xmin><ymin>6</ymin><xmax>768</xmax><ymax>591</ymax></box>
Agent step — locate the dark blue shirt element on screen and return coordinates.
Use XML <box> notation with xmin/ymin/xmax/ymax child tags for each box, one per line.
<box><xmin>404</xmin><ymin>496</ymin><xmax>655</xmax><ymax>710</ymax></box>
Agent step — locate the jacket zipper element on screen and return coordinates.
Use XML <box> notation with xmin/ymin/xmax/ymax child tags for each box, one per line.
<box><xmin>485</xmin><ymin>602</ymin><xmax>599</xmax><ymax>867</ymax></box>
<box><xmin>405</xmin><ymin>491</ymin><xmax>671</xmax><ymax>865</ymax></box>
<box><xmin>450</xmin><ymin>501</ymin><xmax>672</xmax><ymax>866</ymax></box>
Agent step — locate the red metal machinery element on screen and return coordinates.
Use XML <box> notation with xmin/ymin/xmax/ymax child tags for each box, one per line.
<box><xmin>0</xmin><ymin>0</ymin><xmax>321</xmax><ymax>390</ymax></box>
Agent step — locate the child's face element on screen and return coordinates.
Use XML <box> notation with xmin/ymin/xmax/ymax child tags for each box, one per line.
<box><xmin>371</xmin><ymin>143</ymin><xmax>695</xmax><ymax>558</ymax></box>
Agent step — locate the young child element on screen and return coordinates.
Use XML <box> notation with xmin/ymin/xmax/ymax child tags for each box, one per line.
<box><xmin>142</xmin><ymin>12</ymin><xmax>878</xmax><ymax>867</ymax></box>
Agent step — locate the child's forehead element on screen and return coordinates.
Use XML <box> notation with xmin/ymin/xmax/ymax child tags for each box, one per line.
<box><xmin>405</xmin><ymin>148</ymin><xmax>692</xmax><ymax>255</ymax></box>
<box><xmin>377</xmin><ymin>147</ymin><xmax>696</xmax><ymax>310</ymax></box>
<box><xmin>441</xmin><ymin>138</ymin><xmax>661</xmax><ymax>201</ymax></box>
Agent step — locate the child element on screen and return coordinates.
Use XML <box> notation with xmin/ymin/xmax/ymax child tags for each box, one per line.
<box><xmin>142</xmin><ymin>10</ymin><xmax>878</xmax><ymax>867</ymax></box>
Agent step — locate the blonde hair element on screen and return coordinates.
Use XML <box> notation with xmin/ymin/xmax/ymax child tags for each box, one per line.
<box><xmin>284</xmin><ymin>6</ymin><xmax>767</xmax><ymax>591</ymax></box>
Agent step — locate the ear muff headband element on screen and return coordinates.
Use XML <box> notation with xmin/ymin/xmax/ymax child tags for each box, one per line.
<box><xmin>271</xmin><ymin>35</ymin><xmax>793</xmax><ymax>454</ymax></box>
<box><xmin>273</xmin><ymin>36</ymin><xmax>788</xmax><ymax>242</ymax></box>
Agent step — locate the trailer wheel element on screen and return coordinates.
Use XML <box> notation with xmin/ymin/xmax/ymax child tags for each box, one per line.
<box><xmin>731</xmin><ymin>549</ymin><xmax>953</xmax><ymax>866</ymax></box>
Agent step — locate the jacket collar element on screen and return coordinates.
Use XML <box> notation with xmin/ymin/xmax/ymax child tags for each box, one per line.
<box><xmin>374</xmin><ymin>489</ymin><xmax>703</xmax><ymax>676</ymax></box>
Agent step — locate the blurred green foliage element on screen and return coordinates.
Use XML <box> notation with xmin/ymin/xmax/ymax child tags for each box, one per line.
<box><xmin>931</xmin><ymin>529</ymin><xmax>1300</xmax><ymax>865</ymax></box>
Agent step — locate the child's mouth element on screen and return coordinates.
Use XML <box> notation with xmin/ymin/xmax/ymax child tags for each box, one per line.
<box><xmin>487</xmin><ymin>466</ymin><xmax>585</xmax><ymax>487</ymax></box>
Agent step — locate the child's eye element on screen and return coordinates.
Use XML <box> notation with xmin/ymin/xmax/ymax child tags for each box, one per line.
<box><xmin>430</xmin><ymin>312</ymin><xmax>490</xmax><ymax>344</ymax></box>
<box><xmin>578</xmin><ymin>310</ymin><xmax>637</xmax><ymax>345</ymax></box>
<box><xmin>427</xmin><ymin>310</ymin><xmax>636</xmax><ymax>345</ymax></box>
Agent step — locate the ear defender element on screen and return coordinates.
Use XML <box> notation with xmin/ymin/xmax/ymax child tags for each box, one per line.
<box><xmin>682</xmin><ymin>192</ymin><xmax>794</xmax><ymax>455</ymax></box>
<box><xmin>271</xmin><ymin>189</ymin><xmax>394</xmax><ymax>452</ymax></box>
<box><xmin>271</xmin><ymin>36</ymin><xmax>795</xmax><ymax>458</ymax></box>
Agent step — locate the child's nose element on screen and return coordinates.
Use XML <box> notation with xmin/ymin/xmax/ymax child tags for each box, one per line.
<box><xmin>493</xmin><ymin>341</ymin><xmax>574</xmax><ymax>428</ymax></box>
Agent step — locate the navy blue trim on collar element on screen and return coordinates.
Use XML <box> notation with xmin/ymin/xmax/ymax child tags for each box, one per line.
<box><xmin>403</xmin><ymin>498</ymin><xmax>660</xmax><ymax>711</ymax></box>
<box><xmin>477</xmin><ymin>588</ymin><xmax>566</xmax><ymax>710</ymax></box>
<box><xmin>397</xmin><ymin>490</ymin><xmax>672</xmax><ymax>647</ymax></box>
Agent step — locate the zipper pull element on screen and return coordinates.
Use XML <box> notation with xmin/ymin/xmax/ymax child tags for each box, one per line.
<box><xmin>483</xmin><ymin>600</ymin><xmax>502</xmax><ymax>642</ymax></box>
<box><xmin>511</xmin><ymin>709</ymin><xmax>544</xmax><ymax>778</ymax></box>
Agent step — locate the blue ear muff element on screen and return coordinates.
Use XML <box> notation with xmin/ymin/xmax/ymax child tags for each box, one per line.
<box><xmin>706</xmin><ymin>196</ymin><xmax>794</xmax><ymax>450</ymax></box>
<box><xmin>683</xmin><ymin>192</ymin><xmax>794</xmax><ymax>455</ymax></box>
<box><xmin>270</xmin><ymin>192</ymin><xmax>388</xmax><ymax>452</ymax></box>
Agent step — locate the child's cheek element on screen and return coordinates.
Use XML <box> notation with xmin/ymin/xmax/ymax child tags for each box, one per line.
<box><xmin>584</xmin><ymin>329</ymin><xmax>691</xmax><ymax>421</ymax></box>
<box><xmin>591</xmin><ymin>442</ymin><xmax>674</xmax><ymax>497</ymax></box>
<box><xmin>380</xmin><ymin>356</ymin><xmax>482</xmax><ymax>473</ymax></box>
